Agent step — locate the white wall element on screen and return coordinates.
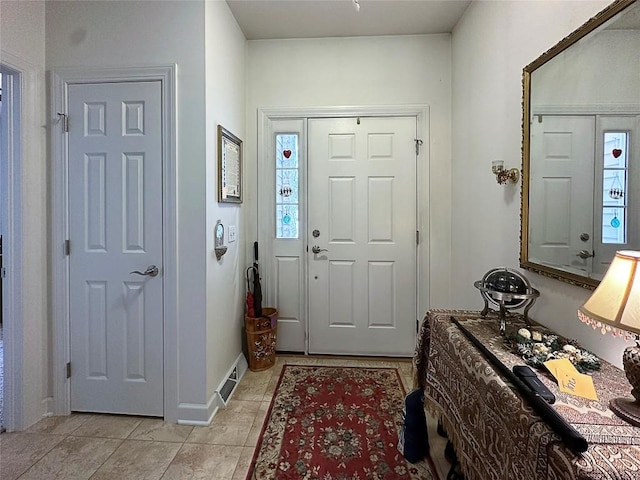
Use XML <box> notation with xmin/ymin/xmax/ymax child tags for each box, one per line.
<box><xmin>204</xmin><ymin>0</ymin><xmax>247</xmax><ymax>403</ymax></box>
<box><xmin>451</xmin><ymin>0</ymin><xmax>634</xmax><ymax>367</ymax></box>
<box><xmin>246</xmin><ymin>34</ymin><xmax>453</xmax><ymax>315</ymax></box>
<box><xmin>46</xmin><ymin>0</ymin><xmax>247</xmax><ymax>424</ymax></box>
<box><xmin>532</xmin><ymin>30</ymin><xmax>640</xmax><ymax>108</ymax></box>
<box><xmin>0</xmin><ymin>0</ymin><xmax>47</xmax><ymax>430</ymax></box>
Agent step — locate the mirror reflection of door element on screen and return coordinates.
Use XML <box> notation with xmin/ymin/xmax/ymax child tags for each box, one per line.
<box><xmin>529</xmin><ymin>114</ymin><xmax>640</xmax><ymax>279</ymax></box>
<box><xmin>593</xmin><ymin>115</ymin><xmax>640</xmax><ymax>277</ymax></box>
<box><xmin>529</xmin><ymin>115</ymin><xmax>595</xmax><ymax>275</ymax></box>
<box><xmin>522</xmin><ymin>0</ymin><xmax>640</xmax><ymax>287</ymax></box>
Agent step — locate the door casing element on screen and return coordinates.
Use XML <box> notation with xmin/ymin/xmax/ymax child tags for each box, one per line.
<box><xmin>257</xmin><ymin>105</ymin><xmax>430</xmax><ymax>354</ymax></box>
<box><xmin>0</xmin><ymin>54</ymin><xmax>26</xmax><ymax>432</ymax></box>
<box><xmin>51</xmin><ymin>66</ymin><xmax>178</xmax><ymax>421</ymax></box>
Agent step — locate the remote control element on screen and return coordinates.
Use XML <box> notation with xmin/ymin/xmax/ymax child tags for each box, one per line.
<box><xmin>513</xmin><ymin>365</ymin><xmax>556</xmax><ymax>404</ymax></box>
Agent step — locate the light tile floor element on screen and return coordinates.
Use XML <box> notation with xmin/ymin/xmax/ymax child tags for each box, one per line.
<box><xmin>0</xmin><ymin>356</ymin><xmax>451</xmax><ymax>480</ymax></box>
<box><xmin>1</xmin><ymin>324</ymin><xmax>4</xmax><ymax>431</ymax></box>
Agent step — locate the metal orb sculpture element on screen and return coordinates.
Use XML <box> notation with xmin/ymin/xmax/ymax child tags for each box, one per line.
<box><xmin>474</xmin><ymin>268</ymin><xmax>540</xmax><ymax>335</ymax></box>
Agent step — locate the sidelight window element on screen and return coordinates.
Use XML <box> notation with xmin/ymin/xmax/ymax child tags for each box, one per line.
<box><xmin>601</xmin><ymin>132</ymin><xmax>629</xmax><ymax>244</ymax></box>
<box><xmin>275</xmin><ymin>134</ymin><xmax>299</xmax><ymax>239</ymax></box>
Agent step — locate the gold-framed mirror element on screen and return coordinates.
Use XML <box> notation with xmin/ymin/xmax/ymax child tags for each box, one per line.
<box><xmin>521</xmin><ymin>0</ymin><xmax>640</xmax><ymax>289</ymax></box>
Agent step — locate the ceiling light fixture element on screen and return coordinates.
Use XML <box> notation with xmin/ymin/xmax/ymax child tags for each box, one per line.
<box><xmin>352</xmin><ymin>0</ymin><xmax>360</xmax><ymax>12</ymax></box>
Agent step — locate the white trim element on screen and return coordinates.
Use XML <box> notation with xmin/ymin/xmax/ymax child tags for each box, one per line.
<box><xmin>177</xmin><ymin>352</ymin><xmax>248</xmax><ymax>425</ymax></box>
<box><xmin>177</xmin><ymin>405</ymin><xmax>221</xmax><ymax>427</ymax></box>
<box><xmin>259</xmin><ymin>104</ymin><xmax>429</xmax><ymax>120</ymax></box>
<box><xmin>50</xmin><ymin>65</ymin><xmax>178</xmax><ymax>421</ymax></box>
<box><xmin>0</xmin><ymin>54</ymin><xmax>26</xmax><ymax>431</ymax></box>
<box><xmin>257</xmin><ymin>105</ymin><xmax>430</xmax><ymax>353</ymax></box>
<box><xmin>176</xmin><ymin>397</ymin><xmax>220</xmax><ymax>426</ymax></box>
<box><xmin>532</xmin><ymin>104</ymin><xmax>640</xmax><ymax>116</ymax></box>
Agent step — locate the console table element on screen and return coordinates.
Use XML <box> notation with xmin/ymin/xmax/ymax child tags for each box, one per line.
<box><xmin>414</xmin><ymin>309</ymin><xmax>640</xmax><ymax>480</ymax></box>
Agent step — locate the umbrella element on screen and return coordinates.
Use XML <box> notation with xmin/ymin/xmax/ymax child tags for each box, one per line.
<box><xmin>246</xmin><ymin>266</ymin><xmax>255</xmax><ymax>318</ymax></box>
<box><xmin>252</xmin><ymin>241</ymin><xmax>263</xmax><ymax>317</ymax></box>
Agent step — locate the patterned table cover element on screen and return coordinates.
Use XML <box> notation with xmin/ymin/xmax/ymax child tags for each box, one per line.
<box><xmin>414</xmin><ymin>309</ymin><xmax>640</xmax><ymax>480</ymax></box>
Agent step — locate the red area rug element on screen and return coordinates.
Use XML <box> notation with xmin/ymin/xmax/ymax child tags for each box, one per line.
<box><xmin>247</xmin><ymin>365</ymin><xmax>437</xmax><ymax>480</ymax></box>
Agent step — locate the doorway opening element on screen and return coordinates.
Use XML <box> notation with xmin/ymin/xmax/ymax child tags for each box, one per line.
<box><xmin>1</xmin><ymin>70</ymin><xmax>4</xmax><ymax>432</ymax></box>
<box><xmin>51</xmin><ymin>66</ymin><xmax>178</xmax><ymax>422</ymax></box>
<box><xmin>257</xmin><ymin>106</ymin><xmax>429</xmax><ymax>357</ymax></box>
<box><xmin>1</xmin><ymin>63</ymin><xmax>24</xmax><ymax>433</ymax></box>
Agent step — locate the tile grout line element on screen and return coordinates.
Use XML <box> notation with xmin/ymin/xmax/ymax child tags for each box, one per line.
<box><xmin>14</xmin><ymin>433</ymin><xmax>66</xmax><ymax>480</ymax></box>
<box><xmin>8</xmin><ymin>357</ymin><xmax>424</xmax><ymax>479</ymax></box>
<box><xmin>71</xmin><ymin>416</ymin><xmax>135</xmax><ymax>480</ymax></box>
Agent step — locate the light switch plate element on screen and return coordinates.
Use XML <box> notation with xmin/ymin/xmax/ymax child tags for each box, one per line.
<box><xmin>228</xmin><ymin>225</ymin><xmax>237</xmax><ymax>243</ymax></box>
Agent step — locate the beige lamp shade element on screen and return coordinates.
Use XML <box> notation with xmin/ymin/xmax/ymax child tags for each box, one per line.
<box><xmin>578</xmin><ymin>250</ymin><xmax>640</xmax><ymax>338</ymax></box>
<box><xmin>579</xmin><ymin>251</ymin><xmax>640</xmax><ymax>427</ymax></box>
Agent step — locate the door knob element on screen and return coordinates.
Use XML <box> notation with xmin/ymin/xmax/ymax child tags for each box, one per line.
<box><xmin>130</xmin><ymin>265</ymin><xmax>159</xmax><ymax>277</ymax></box>
<box><xmin>576</xmin><ymin>250</ymin><xmax>594</xmax><ymax>259</ymax></box>
<box><xmin>311</xmin><ymin>245</ymin><xmax>328</xmax><ymax>254</ymax></box>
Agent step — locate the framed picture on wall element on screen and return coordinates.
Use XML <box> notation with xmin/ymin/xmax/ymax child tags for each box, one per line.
<box><xmin>218</xmin><ymin>125</ymin><xmax>243</xmax><ymax>204</ymax></box>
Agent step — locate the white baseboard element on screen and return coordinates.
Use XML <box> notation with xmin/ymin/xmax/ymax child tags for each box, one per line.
<box><xmin>176</xmin><ymin>353</ymin><xmax>248</xmax><ymax>425</ymax></box>
<box><xmin>43</xmin><ymin>397</ymin><xmax>54</xmax><ymax>417</ymax></box>
<box><xmin>176</xmin><ymin>394</ymin><xmax>220</xmax><ymax>426</ymax></box>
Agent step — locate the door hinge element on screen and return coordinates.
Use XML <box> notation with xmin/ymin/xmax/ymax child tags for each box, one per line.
<box><xmin>64</xmin><ymin>240</ymin><xmax>71</xmax><ymax>256</ymax></box>
<box><xmin>1</xmin><ymin>267</ymin><xmax>6</xmax><ymax>278</ymax></box>
<box><xmin>416</xmin><ymin>230</ymin><xmax>420</xmax><ymax>245</ymax></box>
<box><xmin>414</xmin><ymin>138</ymin><xmax>423</xmax><ymax>156</ymax></box>
<box><xmin>57</xmin><ymin>112</ymin><xmax>69</xmax><ymax>133</ymax></box>
<box><xmin>66</xmin><ymin>362</ymin><xmax>71</xmax><ymax>379</ymax></box>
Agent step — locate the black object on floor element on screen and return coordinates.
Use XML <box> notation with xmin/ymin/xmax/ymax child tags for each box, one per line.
<box><xmin>444</xmin><ymin>440</ymin><xmax>455</xmax><ymax>463</ymax></box>
<box><xmin>398</xmin><ymin>389</ymin><xmax>429</xmax><ymax>463</ymax></box>
<box><xmin>445</xmin><ymin>441</ymin><xmax>467</xmax><ymax>480</ymax></box>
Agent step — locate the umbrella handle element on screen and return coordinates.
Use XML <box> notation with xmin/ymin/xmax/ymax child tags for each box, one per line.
<box><xmin>246</xmin><ymin>266</ymin><xmax>254</xmax><ymax>292</ymax></box>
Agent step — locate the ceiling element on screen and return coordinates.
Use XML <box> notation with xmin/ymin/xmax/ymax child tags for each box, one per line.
<box><xmin>225</xmin><ymin>0</ymin><xmax>472</xmax><ymax>40</ymax></box>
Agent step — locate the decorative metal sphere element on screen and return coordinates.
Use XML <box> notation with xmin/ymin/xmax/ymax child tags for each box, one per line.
<box><xmin>478</xmin><ymin>268</ymin><xmax>531</xmax><ymax>310</ymax></box>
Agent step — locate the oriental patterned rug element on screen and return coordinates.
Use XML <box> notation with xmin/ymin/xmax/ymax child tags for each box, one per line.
<box><xmin>246</xmin><ymin>364</ymin><xmax>438</xmax><ymax>480</ymax></box>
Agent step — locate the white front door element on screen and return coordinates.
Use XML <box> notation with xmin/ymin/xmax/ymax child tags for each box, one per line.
<box><xmin>529</xmin><ymin>115</ymin><xmax>596</xmax><ymax>275</ymax></box>
<box><xmin>68</xmin><ymin>81</ymin><xmax>164</xmax><ymax>416</ymax></box>
<box><xmin>307</xmin><ymin>117</ymin><xmax>417</xmax><ymax>356</ymax></box>
<box><xmin>593</xmin><ymin>115</ymin><xmax>640</xmax><ymax>277</ymax></box>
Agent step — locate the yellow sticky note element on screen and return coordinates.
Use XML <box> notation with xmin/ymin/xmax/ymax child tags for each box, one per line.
<box><xmin>544</xmin><ymin>358</ymin><xmax>577</xmax><ymax>379</ymax></box>
<box><xmin>558</xmin><ymin>370</ymin><xmax>599</xmax><ymax>401</ymax></box>
<box><xmin>543</xmin><ymin>358</ymin><xmax>598</xmax><ymax>401</ymax></box>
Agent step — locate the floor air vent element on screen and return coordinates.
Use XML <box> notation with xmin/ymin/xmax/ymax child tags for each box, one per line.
<box><xmin>219</xmin><ymin>367</ymin><xmax>238</xmax><ymax>404</ymax></box>
<box><xmin>215</xmin><ymin>354</ymin><xmax>248</xmax><ymax>407</ymax></box>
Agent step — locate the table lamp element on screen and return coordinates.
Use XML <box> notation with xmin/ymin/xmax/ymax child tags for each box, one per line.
<box><xmin>578</xmin><ymin>250</ymin><xmax>640</xmax><ymax>426</ymax></box>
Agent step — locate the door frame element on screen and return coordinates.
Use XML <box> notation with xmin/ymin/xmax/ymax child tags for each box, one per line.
<box><xmin>257</xmin><ymin>105</ymin><xmax>430</xmax><ymax>354</ymax></box>
<box><xmin>51</xmin><ymin>66</ymin><xmax>177</xmax><ymax>419</ymax></box>
<box><xmin>0</xmin><ymin>52</ymin><xmax>27</xmax><ymax>431</ymax></box>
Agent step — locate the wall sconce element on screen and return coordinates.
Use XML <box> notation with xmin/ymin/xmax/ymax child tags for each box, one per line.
<box><xmin>492</xmin><ymin>160</ymin><xmax>520</xmax><ymax>185</ymax></box>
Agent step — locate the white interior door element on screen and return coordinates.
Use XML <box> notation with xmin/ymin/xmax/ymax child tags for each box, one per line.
<box><xmin>68</xmin><ymin>81</ymin><xmax>163</xmax><ymax>416</ymax></box>
<box><xmin>307</xmin><ymin>117</ymin><xmax>417</xmax><ymax>356</ymax></box>
<box><xmin>529</xmin><ymin>115</ymin><xmax>596</xmax><ymax>275</ymax></box>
